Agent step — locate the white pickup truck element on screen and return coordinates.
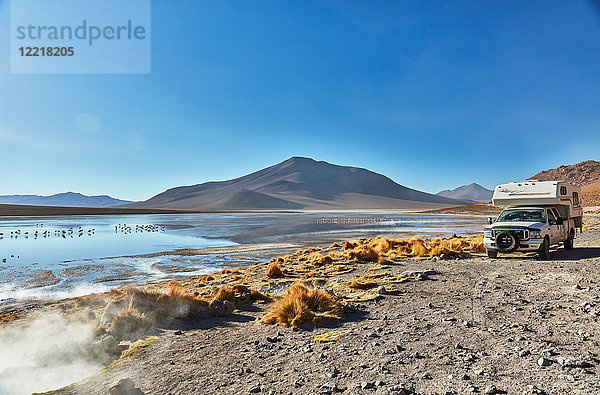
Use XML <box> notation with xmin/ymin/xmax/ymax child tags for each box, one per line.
<box><xmin>483</xmin><ymin>180</ymin><xmax>583</xmax><ymax>259</ymax></box>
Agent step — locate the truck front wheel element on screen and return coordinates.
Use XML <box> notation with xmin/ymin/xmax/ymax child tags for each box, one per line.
<box><xmin>538</xmin><ymin>237</ymin><xmax>550</xmax><ymax>260</ymax></box>
<box><xmin>564</xmin><ymin>229</ymin><xmax>575</xmax><ymax>250</ymax></box>
<box><xmin>487</xmin><ymin>249</ymin><xmax>498</xmax><ymax>259</ymax></box>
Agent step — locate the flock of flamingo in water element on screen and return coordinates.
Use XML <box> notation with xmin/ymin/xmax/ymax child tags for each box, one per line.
<box><xmin>0</xmin><ymin>223</ymin><xmax>166</xmax><ymax>263</ymax></box>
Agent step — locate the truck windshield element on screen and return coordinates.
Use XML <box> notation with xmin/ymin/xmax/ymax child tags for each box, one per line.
<box><xmin>497</xmin><ymin>209</ymin><xmax>546</xmax><ymax>223</ymax></box>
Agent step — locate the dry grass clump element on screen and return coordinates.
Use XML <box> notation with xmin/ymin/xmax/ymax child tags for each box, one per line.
<box><xmin>219</xmin><ymin>268</ymin><xmax>240</xmax><ymax>275</ymax></box>
<box><xmin>0</xmin><ymin>312</ymin><xmax>22</xmax><ymax>323</ymax></box>
<box><xmin>250</xmin><ymin>289</ymin><xmax>272</xmax><ymax>302</ymax></box>
<box><xmin>339</xmin><ymin>234</ymin><xmax>485</xmax><ymax>259</ymax></box>
<box><xmin>111</xmin><ymin>308</ymin><xmax>150</xmax><ymax>338</ymax></box>
<box><xmin>342</xmin><ymin>241</ymin><xmax>356</xmax><ymax>249</ymax></box>
<box><xmin>347</xmin><ymin>280</ymin><xmax>378</xmax><ymax>290</ymax></box>
<box><xmin>307</xmin><ymin>252</ymin><xmax>333</xmax><ymax>266</ymax></box>
<box><xmin>377</xmin><ymin>256</ymin><xmax>392</xmax><ymax>265</ymax></box>
<box><xmin>259</xmin><ymin>283</ymin><xmax>344</xmax><ymax>327</ymax></box>
<box><xmin>266</xmin><ymin>262</ymin><xmax>284</xmax><ymax>278</ymax></box>
<box><xmin>347</xmin><ymin>245</ymin><xmax>379</xmax><ymax>261</ymax></box>
<box><xmin>122</xmin><ymin>282</ymin><xmax>209</xmax><ymax>323</ymax></box>
<box><xmin>214</xmin><ymin>284</ymin><xmax>251</xmax><ymax>304</ymax></box>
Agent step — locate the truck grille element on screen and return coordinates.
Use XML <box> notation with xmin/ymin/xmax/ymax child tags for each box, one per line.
<box><xmin>492</xmin><ymin>229</ymin><xmax>529</xmax><ymax>240</ymax></box>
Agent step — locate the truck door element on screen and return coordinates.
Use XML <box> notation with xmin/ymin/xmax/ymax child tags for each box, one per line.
<box><xmin>551</xmin><ymin>207</ymin><xmax>566</xmax><ymax>241</ymax></box>
<box><xmin>547</xmin><ymin>209</ymin><xmax>562</xmax><ymax>244</ymax></box>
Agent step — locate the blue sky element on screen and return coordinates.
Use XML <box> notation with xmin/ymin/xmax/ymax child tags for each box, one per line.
<box><xmin>1</xmin><ymin>0</ymin><xmax>600</xmax><ymax>201</ymax></box>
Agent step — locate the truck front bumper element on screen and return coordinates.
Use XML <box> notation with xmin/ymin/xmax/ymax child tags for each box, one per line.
<box><xmin>484</xmin><ymin>236</ymin><xmax>543</xmax><ymax>252</ymax></box>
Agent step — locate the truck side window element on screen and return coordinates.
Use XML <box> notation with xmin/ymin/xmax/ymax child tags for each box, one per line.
<box><xmin>547</xmin><ymin>209</ymin><xmax>556</xmax><ymax>224</ymax></box>
<box><xmin>573</xmin><ymin>192</ymin><xmax>580</xmax><ymax>206</ymax></box>
<box><xmin>551</xmin><ymin>208</ymin><xmax>561</xmax><ymax>220</ymax></box>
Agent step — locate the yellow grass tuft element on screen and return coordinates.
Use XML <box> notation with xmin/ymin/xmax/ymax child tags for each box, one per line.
<box><xmin>348</xmin><ymin>245</ymin><xmax>379</xmax><ymax>262</ymax></box>
<box><xmin>312</xmin><ymin>329</ymin><xmax>350</xmax><ymax>343</ymax></box>
<box><xmin>259</xmin><ymin>283</ymin><xmax>344</xmax><ymax>327</ymax></box>
<box><xmin>266</xmin><ymin>262</ymin><xmax>284</xmax><ymax>278</ymax></box>
<box><xmin>307</xmin><ymin>252</ymin><xmax>333</xmax><ymax>266</ymax></box>
<box><xmin>214</xmin><ymin>284</ymin><xmax>251</xmax><ymax>304</ymax></box>
<box><xmin>110</xmin><ymin>308</ymin><xmax>150</xmax><ymax>338</ymax></box>
<box><xmin>342</xmin><ymin>240</ymin><xmax>356</xmax><ymax>249</ymax></box>
<box><xmin>377</xmin><ymin>256</ymin><xmax>393</xmax><ymax>265</ymax></box>
<box><xmin>0</xmin><ymin>312</ymin><xmax>22</xmax><ymax>323</ymax></box>
<box><xmin>347</xmin><ymin>280</ymin><xmax>379</xmax><ymax>290</ymax></box>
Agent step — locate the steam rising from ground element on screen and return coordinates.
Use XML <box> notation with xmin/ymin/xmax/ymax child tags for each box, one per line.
<box><xmin>0</xmin><ymin>312</ymin><xmax>103</xmax><ymax>395</ymax></box>
<box><xmin>0</xmin><ymin>283</ymin><xmax>111</xmax><ymax>303</ymax></box>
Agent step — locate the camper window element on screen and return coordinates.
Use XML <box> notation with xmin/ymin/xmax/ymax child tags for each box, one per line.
<box><xmin>573</xmin><ymin>192</ymin><xmax>580</xmax><ymax>206</ymax></box>
<box><xmin>560</xmin><ymin>186</ymin><xmax>567</xmax><ymax>195</ymax></box>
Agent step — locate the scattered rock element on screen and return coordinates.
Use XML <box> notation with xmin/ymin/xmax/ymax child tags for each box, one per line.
<box><xmin>389</xmin><ymin>385</ymin><xmax>408</xmax><ymax>394</ymax></box>
<box><xmin>249</xmin><ymin>386</ymin><xmax>261</xmax><ymax>393</ymax></box>
<box><xmin>109</xmin><ymin>378</ymin><xmax>135</xmax><ymax>395</ymax></box>
<box><xmin>484</xmin><ymin>385</ymin><xmax>500</xmax><ymax>394</ymax></box>
<box><xmin>173</xmin><ymin>304</ymin><xmax>190</xmax><ymax>319</ymax></box>
<box><xmin>537</xmin><ymin>357</ymin><xmax>552</xmax><ymax>367</ymax></box>
<box><xmin>361</xmin><ymin>381</ymin><xmax>375</xmax><ymax>390</ymax></box>
<box><xmin>209</xmin><ymin>300</ymin><xmax>236</xmax><ymax>317</ymax></box>
<box><xmin>519</xmin><ymin>350</ymin><xmax>531</xmax><ymax>357</ymax></box>
<box><xmin>557</xmin><ymin>356</ymin><xmax>588</xmax><ymax>368</ymax></box>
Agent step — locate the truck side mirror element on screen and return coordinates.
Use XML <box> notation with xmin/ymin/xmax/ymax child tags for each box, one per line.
<box><xmin>487</xmin><ymin>217</ymin><xmax>494</xmax><ymax>224</ymax></box>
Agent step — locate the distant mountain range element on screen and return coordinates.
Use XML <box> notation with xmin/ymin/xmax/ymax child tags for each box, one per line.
<box><xmin>128</xmin><ymin>157</ymin><xmax>473</xmax><ymax>210</ymax></box>
<box><xmin>436</xmin><ymin>183</ymin><xmax>493</xmax><ymax>202</ymax></box>
<box><xmin>0</xmin><ymin>192</ymin><xmax>133</xmax><ymax>208</ymax></box>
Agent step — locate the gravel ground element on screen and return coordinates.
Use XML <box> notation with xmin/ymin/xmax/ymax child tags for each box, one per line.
<box><xmin>49</xmin><ymin>218</ymin><xmax>600</xmax><ymax>395</ymax></box>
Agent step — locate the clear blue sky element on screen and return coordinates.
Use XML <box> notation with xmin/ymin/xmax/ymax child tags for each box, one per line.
<box><xmin>1</xmin><ymin>0</ymin><xmax>599</xmax><ymax>201</ymax></box>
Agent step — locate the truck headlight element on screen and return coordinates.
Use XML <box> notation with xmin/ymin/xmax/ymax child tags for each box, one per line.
<box><xmin>529</xmin><ymin>230</ymin><xmax>541</xmax><ymax>239</ymax></box>
<box><xmin>484</xmin><ymin>230</ymin><xmax>492</xmax><ymax>237</ymax></box>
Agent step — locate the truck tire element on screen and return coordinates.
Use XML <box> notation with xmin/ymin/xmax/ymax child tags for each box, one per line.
<box><xmin>495</xmin><ymin>231</ymin><xmax>518</xmax><ymax>252</ymax></box>
<box><xmin>538</xmin><ymin>237</ymin><xmax>550</xmax><ymax>260</ymax></box>
<box><xmin>564</xmin><ymin>229</ymin><xmax>575</xmax><ymax>250</ymax></box>
<box><xmin>486</xmin><ymin>249</ymin><xmax>498</xmax><ymax>259</ymax></box>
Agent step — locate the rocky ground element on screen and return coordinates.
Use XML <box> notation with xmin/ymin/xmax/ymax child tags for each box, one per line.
<box><xmin>46</xmin><ymin>216</ymin><xmax>600</xmax><ymax>395</ymax></box>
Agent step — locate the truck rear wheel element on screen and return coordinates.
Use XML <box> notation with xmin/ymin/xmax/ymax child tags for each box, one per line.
<box><xmin>538</xmin><ymin>237</ymin><xmax>550</xmax><ymax>260</ymax></box>
<box><xmin>486</xmin><ymin>249</ymin><xmax>498</xmax><ymax>259</ymax></box>
<box><xmin>564</xmin><ymin>229</ymin><xmax>575</xmax><ymax>250</ymax></box>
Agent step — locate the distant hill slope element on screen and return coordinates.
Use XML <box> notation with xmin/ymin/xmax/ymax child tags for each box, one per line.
<box><xmin>0</xmin><ymin>192</ymin><xmax>133</xmax><ymax>208</ymax></box>
<box><xmin>436</xmin><ymin>183</ymin><xmax>493</xmax><ymax>202</ymax></box>
<box><xmin>129</xmin><ymin>157</ymin><xmax>473</xmax><ymax>210</ymax></box>
<box><xmin>530</xmin><ymin>160</ymin><xmax>600</xmax><ymax>206</ymax></box>
<box><xmin>204</xmin><ymin>189</ymin><xmax>303</xmax><ymax>210</ymax></box>
<box><xmin>529</xmin><ymin>160</ymin><xmax>600</xmax><ymax>186</ymax></box>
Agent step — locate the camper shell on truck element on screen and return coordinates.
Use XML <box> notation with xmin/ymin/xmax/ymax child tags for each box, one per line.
<box><xmin>483</xmin><ymin>180</ymin><xmax>583</xmax><ymax>259</ymax></box>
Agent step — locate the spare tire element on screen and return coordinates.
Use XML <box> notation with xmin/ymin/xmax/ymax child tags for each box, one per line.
<box><xmin>495</xmin><ymin>231</ymin><xmax>518</xmax><ymax>252</ymax></box>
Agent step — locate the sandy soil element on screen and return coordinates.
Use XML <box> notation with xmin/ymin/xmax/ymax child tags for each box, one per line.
<box><xmin>43</xmin><ymin>216</ymin><xmax>600</xmax><ymax>395</ymax></box>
